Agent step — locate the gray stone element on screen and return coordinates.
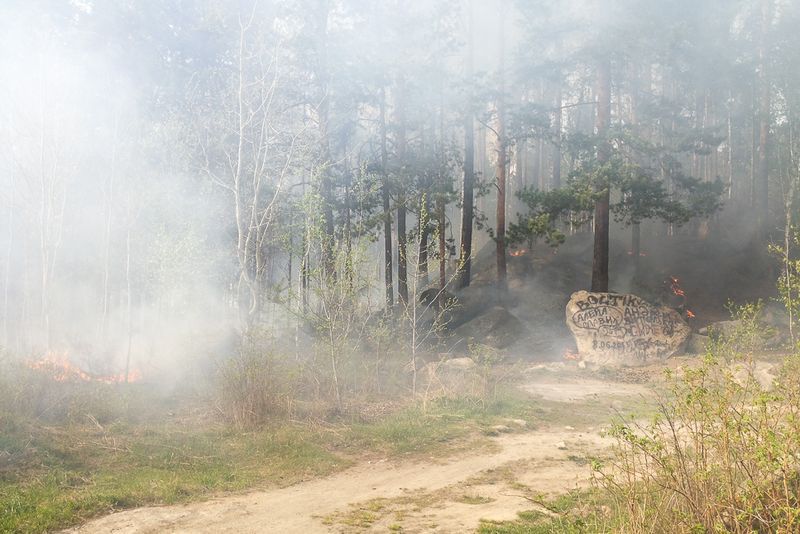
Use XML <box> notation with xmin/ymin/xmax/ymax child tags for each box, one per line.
<box><xmin>505</xmin><ymin>418</ymin><xmax>528</xmax><ymax>428</ymax></box>
<box><xmin>452</xmin><ymin>306</ymin><xmax>525</xmax><ymax>349</ymax></box>
<box><xmin>731</xmin><ymin>361</ymin><xmax>777</xmax><ymax>390</ymax></box>
<box><xmin>686</xmin><ymin>333</ymin><xmax>710</xmax><ymax>354</ymax></box>
<box><xmin>699</xmin><ymin>320</ymin><xmax>742</xmax><ymax>338</ymax></box>
<box><xmin>441</xmin><ymin>357</ymin><xmax>476</xmax><ymax>371</ymax></box>
<box><xmin>566</xmin><ymin>291</ymin><xmax>691</xmax><ymax>367</ymax></box>
<box><xmin>762</xmin><ymin>302</ymin><xmax>790</xmax><ymax>329</ymax></box>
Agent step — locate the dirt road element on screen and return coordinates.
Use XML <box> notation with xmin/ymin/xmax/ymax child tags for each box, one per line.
<box><xmin>67</xmin><ymin>372</ymin><xmax>648</xmax><ymax>533</ymax></box>
<box><xmin>67</xmin><ymin>429</ymin><xmax>608</xmax><ymax>533</ymax></box>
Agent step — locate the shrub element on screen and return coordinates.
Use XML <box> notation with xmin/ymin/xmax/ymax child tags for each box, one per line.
<box><xmin>595</xmin><ymin>352</ymin><xmax>800</xmax><ymax>533</ymax></box>
<box><xmin>217</xmin><ymin>339</ymin><xmax>299</xmax><ymax>428</ymax></box>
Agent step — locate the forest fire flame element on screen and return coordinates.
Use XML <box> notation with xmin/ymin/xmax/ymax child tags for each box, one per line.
<box><xmin>669</xmin><ymin>276</ymin><xmax>696</xmax><ymax>319</ymax></box>
<box><xmin>669</xmin><ymin>276</ymin><xmax>686</xmax><ymax>297</ymax></box>
<box><xmin>26</xmin><ymin>351</ymin><xmax>142</xmax><ymax>384</ymax></box>
<box><xmin>510</xmin><ymin>249</ymin><xmax>527</xmax><ymax>257</ymax></box>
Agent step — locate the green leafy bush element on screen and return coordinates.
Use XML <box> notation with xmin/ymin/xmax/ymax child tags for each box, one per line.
<box><xmin>595</xmin><ymin>349</ymin><xmax>800</xmax><ymax>532</ymax></box>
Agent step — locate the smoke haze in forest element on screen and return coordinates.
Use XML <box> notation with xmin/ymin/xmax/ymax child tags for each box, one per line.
<box><xmin>0</xmin><ymin>0</ymin><xmax>797</xmax><ymax>385</ymax></box>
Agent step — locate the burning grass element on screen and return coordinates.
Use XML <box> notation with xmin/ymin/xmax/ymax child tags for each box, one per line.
<box><xmin>25</xmin><ymin>351</ymin><xmax>142</xmax><ymax>384</ymax></box>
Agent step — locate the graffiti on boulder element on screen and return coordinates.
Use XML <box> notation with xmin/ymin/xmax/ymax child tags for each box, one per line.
<box><xmin>566</xmin><ymin>291</ymin><xmax>691</xmax><ymax>366</ymax></box>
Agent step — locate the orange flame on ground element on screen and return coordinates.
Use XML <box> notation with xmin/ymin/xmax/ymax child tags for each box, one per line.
<box><xmin>510</xmin><ymin>249</ymin><xmax>527</xmax><ymax>257</ymax></box>
<box><xmin>669</xmin><ymin>276</ymin><xmax>696</xmax><ymax>319</ymax></box>
<box><xmin>669</xmin><ymin>276</ymin><xmax>686</xmax><ymax>297</ymax></box>
<box><xmin>563</xmin><ymin>349</ymin><xmax>580</xmax><ymax>361</ymax></box>
<box><xmin>26</xmin><ymin>351</ymin><xmax>142</xmax><ymax>384</ymax></box>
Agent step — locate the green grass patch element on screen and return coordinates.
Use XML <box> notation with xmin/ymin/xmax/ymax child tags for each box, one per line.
<box><xmin>457</xmin><ymin>493</ymin><xmax>495</xmax><ymax>505</ymax></box>
<box><xmin>341</xmin><ymin>394</ymin><xmax>537</xmax><ymax>457</ymax></box>
<box><xmin>477</xmin><ymin>490</ymin><xmax>615</xmax><ymax>533</ymax></box>
<box><xmin>0</xmin><ymin>388</ymin><xmax>540</xmax><ymax>533</ymax></box>
<box><xmin>0</xmin><ymin>417</ymin><xmax>344</xmax><ymax>533</ymax></box>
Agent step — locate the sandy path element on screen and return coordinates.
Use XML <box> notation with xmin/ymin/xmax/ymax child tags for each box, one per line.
<box><xmin>66</xmin><ymin>427</ymin><xmax>611</xmax><ymax>534</ymax></box>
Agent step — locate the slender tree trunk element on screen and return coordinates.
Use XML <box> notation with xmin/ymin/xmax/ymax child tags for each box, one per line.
<box><xmin>397</xmin><ymin>202</ymin><xmax>408</xmax><ymax>305</ymax></box>
<box><xmin>458</xmin><ymin>0</ymin><xmax>475</xmax><ymax>289</ymax></box>
<box><xmin>380</xmin><ymin>88</ymin><xmax>393</xmax><ymax>309</ymax></box>
<box><xmin>101</xmin><ymin>112</ymin><xmax>119</xmax><ymax>347</ymax></box>
<box><xmin>397</xmin><ymin>83</ymin><xmax>409</xmax><ymax>305</ymax></box>
<box><xmin>418</xmin><ymin>194</ymin><xmax>430</xmax><ymax>287</ymax></box>
<box><xmin>495</xmin><ymin>19</ymin><xmax>507</xmax><ymax>287</ymax></box>
<box><xmin>344</xmin><ymin>176</ymin><xmax>353</xmax><ymax>291</ymax></box>
<box><xmin>784</xmin><ymin>114</ymin><xmax>797</xmax><ymax>342</ymax></box>
<box><xmin>287</xmin><ymin>206</ymin><xmax>293</xmax><ymax>313</ymax></box>
<box><xmin>535</xmin><ymin>138</ymin><xmax>543</xmax><ymax>190</ymax></box>
<box><xmin>756</xmin><ymin>0</ymin><xmax>771</xmax><ymax>234</ymax></box>
<box><xmin>552</xmin><ymin>87</ymin><xmax>562</xmax><ymax>189</ymax></box>
<box><xmin>314</xmin><ymin>2</ymin><xmax>336</xmax><ymax>280</ymax></box>
<box><xmin>319</xmin><ymin>95</ymin><xmax>336</xmax><ymax>280</ymax></box>
<box><xmin>2</xmin><ymin>173</ymin><xmax>13</xmax><ymax>347</ymax></box>
<box><xmin>301</xmin><ymin>222</ymin><xmax>309</xmax><ymax>315</ymax></box>
<box><xmin>301</xmin><ymin>181</ymin><xmax>310</xmax><ymax>315</ymax></box>
<box><xmin>632</xmin><ymin>223</ymin><xmax>641</xmax><ymax>277</ymax></box>
<box><xmin>124</xmin><ymin>224</ymin><xmax>133</xmax><ymax>383</ymax></box>
<box><xmin>591</xmin><ymin>58</ymin><xmax>612</xmax><ymax>293</ymax></box>
<box><xmin>438</xmin><ymin>196</ymin><xmax>446</xmax><ymax>302</ymax></box>
<box><xmin>692</xmin><ymin>92</ymin><xmax>703</xmax><ymax>178</ymax></box>
<box><xmin>437</xmin><ymin>78</ymin><xmax>448</xmax><ymax>310</ymax></box>
<box><xmin>751</xmin><ymin>82</ymin><xmax>758</xmax><ymax>207</ymax></box>
<box><xmin>728</xmin><ymin>90</ymin><xmax>734</xmax><ymax>200</ymax></box>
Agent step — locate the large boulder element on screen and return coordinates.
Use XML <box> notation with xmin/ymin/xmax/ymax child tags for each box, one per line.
<box><xmin>566</xmin><ymin>291</ymin><xmax>691</xmax><ymax>366</ymax></box>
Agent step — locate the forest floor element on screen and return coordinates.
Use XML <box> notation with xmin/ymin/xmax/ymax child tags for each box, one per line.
<box><xmin>64</xmin><ymin>362</ymin><xmax>668</xmax><ymax>534</ymax></box>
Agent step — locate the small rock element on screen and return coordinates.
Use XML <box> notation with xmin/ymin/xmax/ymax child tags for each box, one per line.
<box><xmin>686</xmin><ymin>333</ymin><xmax>710</xmax><ymax>354</ymax></box>
<box><xmin>452</xmin><ymin>306</ymin><xmax>525</xmax><ymax>349</ymax></box>
<box><xmin>699</xmin><ymin>320</ymin><xmax>742</xmax><ymax>338</ymax></box>
<box><xmin>442</xmin><ymin>357</ymin><xmax>476</xmax><ymax>371</ymax></box>
<box><xmin>731</xmin><ymin>361</ymin><xmax>777</xmax><ymax>390</ymax></box>
<box><xmin>763</xmin><ymin>302</ymin><xmax>790</xmax><ymax>329</ymax></box>
<box><xmin>506</xmin><ymin>418</ymin><xmax>527</xmax><ymax>427</ymax></box>
<box><xmin>492</xmin><ymin>425</ymin><xmax>512</xmax><ymax>433</ymax></box>
<box><xmin>556</xmin><ymin>441</ymin><xmax>568</xmax><ymax>450</ymax></box>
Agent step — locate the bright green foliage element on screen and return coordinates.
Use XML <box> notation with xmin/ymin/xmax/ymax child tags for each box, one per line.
<box><xmin>595</xmin><ymin>328</ymin><xmax>800</xmax><ymax>532</ymax></box>
<box><xmin>508</xmin><ymin>187</ymin><xmax>588</xmax><ymax>247</ymax></box>
<box><xmin>477</xmin><ymin>490</ymin><xmax>616</xmax><ymax>533</ymax></box>
<box><xmin>508</xmin><ymin>151</ymin><xmax>725</xmax><ymax>248</ymax></box>
<box><xmin>770</xmin><ymin>230</ymin><xmax>800</xmax><ymax>345</ymax></box>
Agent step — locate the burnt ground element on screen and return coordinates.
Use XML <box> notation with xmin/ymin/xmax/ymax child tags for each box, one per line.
<box><xmin>455</xmin><ymin>222</ymin><xmax>778</xmax><ymax>361</ymax></box>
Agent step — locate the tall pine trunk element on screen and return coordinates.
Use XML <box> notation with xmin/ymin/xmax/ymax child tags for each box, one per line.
<box><xmin>591</xmin><ymin>58</ymin><xmax>611</xmax><ymax>293</ymax></box>
<box><xmin>756</xmin><ymin>0</ymin><xmax>771</xmax><ymax>234</ymax></box>
<box><xmin>495</xmin><ymin>18</ymin><xmax>507</xmax><ymax>287</ymax></box>
<box><xmin>458</xmin><ymin>0</ymin><xmax>475</xmax><ymax>289</ymax></box>
<box><xmin>380</xmin><ymin>88</ymin><xmax>393</xmax><ymax>310</ymax></box>
<box><xmin>552</xmin><ymin>87</ymin><xmax>562</xmax><ymax>189</ymax></box>
<box><xmin>418</xmin><ymin>194</ymin><xmax>430</xmax><ymax>288</ymax></box>
<box><xmin>396</xmin><ymin>83</ymin><xmax>409</xmax><ymax>305</ymax></box>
